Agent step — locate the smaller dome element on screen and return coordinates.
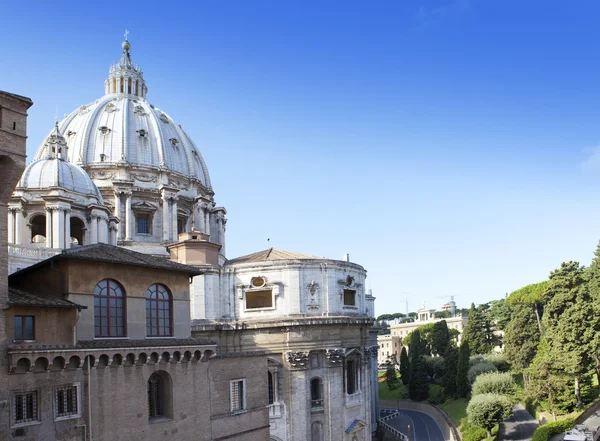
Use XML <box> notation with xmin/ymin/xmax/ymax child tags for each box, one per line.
<box><xmin>18</xmin><ymin>158</ymin><xmax>104</xmax><ymax>203</ymax></box>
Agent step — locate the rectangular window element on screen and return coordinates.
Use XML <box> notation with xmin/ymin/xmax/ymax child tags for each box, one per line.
<box><xmin>346</xmin><ymin>359</ymin><xmax>359</xmax><ymax>395</ymax></box>
<box><xmin>136</xmin><ymin>214</ymin><xmax>151</xmax><ymax>234</ymax></box>
<box><xmin>55</xmin><ymin>385</ymin><xmax>79</xmax><ymax>419</ymax></box>
<box><xmin>245</xmin><ymin>290</ymin><xmax>273</xmax><ymax>309</ymax></box>
<box><xmin>14</xmin><ymin>316</ymin><xmax>34</xmax><ymax>340</ymax></box>
<box><xmin>13</xmin><ymin>391</ymin><xmax>38</xmax><ymax>425</ymax></box>
<box><xmin>230</xmin><ymin>379</ymin><xmax>246</xmax><ymax>413</ymax></box>
<box><xmin>343</xmin><ymin>289</ymin><xmax>356</xmax><ymax>306</ymax></box>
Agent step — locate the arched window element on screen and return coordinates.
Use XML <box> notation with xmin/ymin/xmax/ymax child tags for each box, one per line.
<box><xmin>94</xmin><ymin>279</ymin><xmax>125</xmax><ymax>337</ymax></box>
<box><xmin>146</xmin><ymin>284</ymin><xmax>172</xmax><ymax>337</ymax></box>
<box><xmin>310</xmin><ymin>378</ymin><xmax>323</xmax><ymax>408</ymax></box>
<box><xmin>148</xmin><ymin>371</ymin><xmax>172</xmax><ymax>420</ymax></box>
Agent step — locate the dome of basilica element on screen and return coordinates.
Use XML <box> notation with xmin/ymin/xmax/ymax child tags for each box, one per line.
<box><xmin>32</xmin><ymin>41</ymin><xmax>212</xmax><ymax>189</ymax></box>
<box><xmin>19</xmin><ymin>124</ymin><xmax>103</xmax><ymax>203</ymax></box>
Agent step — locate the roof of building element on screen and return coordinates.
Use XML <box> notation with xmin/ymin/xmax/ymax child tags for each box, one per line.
<box><xmin>9</xmin><ymin>243</ymin><xmax>203</xmax><ymax>277</ymax></box>
<box><xmin>226</xmin><ymin>247</ymin><xmax>326</xmax><ymax>265</ymax></box>
<box><xmin>8</xmin><ymin>338</ymin><xmax>216</xmax><ymax>351</ymax></box>
<box><xmin>7</xmin><ymin>288</ymin><xmax>86</xmax><ymax>310</ymax></box>
<box><xmin>0</xmin><ymin>90</ymin><xmax>33</xmax><ymax>104</ymax></box>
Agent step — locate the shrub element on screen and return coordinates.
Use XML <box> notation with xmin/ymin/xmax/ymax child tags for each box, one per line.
<box><xmin>423</xmin><ymin>355</ymin><xmax>445</xmax><ymax>379</ymax></box>
<box><xmin>428</xmin><ymin>384</ymin><xmax>445</xmax><ymax>404</ymax></box>
<box><xmin>472</xmin><ymin>372</ymin><xmax>516</xmax><ymax>396</ymax></box>
<box><xmin>467</xmin><ymin>393</ymin><xmax>513</xmax><ymax>436</ymax></box>
<box><xmin>468</xmin><ymin>361</ymin><xmax>497</xmax><ymax>384</ymax></box>
<box><xmin>460</xmin><ymin>418</ymin><xmax>488</xmax><ymax>441</ymax></box>
<box><xmin>531</xmin><ymin>418</ymin><xmax>574</xmax><ymax>441</ymax></box>
<box><xmin>483</xmin><ymin>354</ymin><xmax>510</xmax><ymax>372</ymax></box>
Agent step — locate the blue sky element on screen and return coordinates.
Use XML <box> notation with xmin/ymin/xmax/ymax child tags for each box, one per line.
<box><xmin>3</xmin><ymin>0</ymin><xmax>600</xmax><ymax>315</ymax></box>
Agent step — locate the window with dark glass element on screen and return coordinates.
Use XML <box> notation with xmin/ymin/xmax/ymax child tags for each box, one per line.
<box><xmin>136</xmin><ymin>214</ymin><xmax>151</xmax><ymax>234</ymax></box>
<box><xmin>148</xmin><ymin>372</ymin><xmax>165</xmax><ymax>419</ymax></box>
<box><xmin>14</xmin><ymin>391</ymin><xmax>38</xmax><ymax>424</ymax></box>
<box><xmin>230</xmin><ymin>379</ymin><xmax>246</xmax><ymax>412</ymax></box>
<box><xmin>346</xmin><ymin>359</ymin><xmax>358</xmax><ymax>395</ymax></box>
<box><xmin>310</xmin><ymin>378</ymin><xmax>323</xmax><ymax>408</ymax></box>
<box><xmin>268</xmin><ymin>372</ymin><xmax>274</xmax><ymax>405</ymax></box>
<box><xmin>55</xmin><ymin>386</ymin><xmax>78</xmax><ymax>418</ymax></box>
<box><xmin>343</xmin><ymin>289</ymin><xmax>356</xmax><ymax>306</ymax></box>
<box><xmin>94</xmin><ymin>279</ymin><xmax>125</xmax><ymax>337</ymax></box>
<box><xmin>14</xmin><ymin>316</ymin><xmax>34</xmax><ymax>340</ymax></box>
<box><xmin>146</xmin><ymin>284</ymin><xmax>172</xmax><ymax>337</ymax></box>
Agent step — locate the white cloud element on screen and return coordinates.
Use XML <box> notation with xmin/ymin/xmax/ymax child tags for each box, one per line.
<box><xmin>581</xmin><ymin>145</ymin><xmax>600</xmax><ymax>173</ymax></box>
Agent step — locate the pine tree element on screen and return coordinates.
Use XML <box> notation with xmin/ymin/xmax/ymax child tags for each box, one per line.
<box><xmin>543</xmin><ymin>261</ymin><xmax>594</xmax><ymax>409</ymax></box>
<box><xmin>504</xmin><ymin>303</ymin><xmax>540</xmax><ymax>386</ymax></box>
<box><xmin>408</xmin><ymin>330</ymin><xmax>429</xmax><ymax>400</ymax></box>
<box><xmin>585</xmin><ymin>242</ymin><xmax>600</xmax><ymax>387</ymax></box>
<box><xmin>384</xmin><ymin>363</ymin><xmax>398</xmax><ymax>390</ymax></box>
<box><xmin>463</xmin><ymin>303</ymin><xmax>489</xmax><ymax>355</ymax></box>
<box><xmin>456</xmin><ymin>340</ymin><xmax>470</xmax><ymax>398</ymax></box>
<box><xmin>442</xmin><ymin>345</ymin><xmax>458</xmax><ymax>397</ymax></box>
<box><xmin>399</xmin><ymin>346</ymin><xmax>410</xmax><ymax>386</ymax></box>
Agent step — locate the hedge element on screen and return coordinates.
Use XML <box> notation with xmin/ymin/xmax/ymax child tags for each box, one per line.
<box><xmin>531</xmin><ymin>418</ymin><xmax>574</xmax><ymax>441</ymax></box>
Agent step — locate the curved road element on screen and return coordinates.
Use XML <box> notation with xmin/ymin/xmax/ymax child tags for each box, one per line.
<box><xmin>382</xmin><ymin>408</ymin><xmax>446</xmax><ymax>441</ymax></box>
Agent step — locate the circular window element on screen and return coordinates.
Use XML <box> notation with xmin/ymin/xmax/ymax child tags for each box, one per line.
<box><xmin>251</xmin><ymin>277</ymin><xmax>266</xmax><ymax>288</ymax></box>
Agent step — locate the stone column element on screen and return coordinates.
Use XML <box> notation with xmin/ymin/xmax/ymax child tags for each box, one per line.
<box><xmin>161</xmin><ymin>191</ymin><xmax>170</xmax><ymax>242</ymax></box>
<box><xmin>14</xmin><ymin>209</ymin><xmax>24</xmax><ymax>245</ymax></box>
<box><xmin>89</xmin><ymin>214</ymin><xmax>98</xmax><ymax>245</ymax></box>
<box><xmin>285</xmin><ymin>352</ymin><xmax>310</xmax><ymax>441</ymax></box>
<box><xmin>98</xmin><ymin>214</ymin><xmax>108</xmax><ymax>243</ymax></box>
<box><xmin>45</xmin><ymin>207</ymin><xmax>53</xmax><ymax>248</ymax></box>
<box><xmin>64</xmin><ymin>209</ymin><xmax>71</xmax><ymax>249</ymax></box>
<box><xmin>125</xmin><ymin>193</ymin><xmax>133</xmax><ymax>241</ymax></box>
<box><xmin>7</xmin><ymin>208</ymin><xmax>14</xmax><ymax>244</ymax></box>
<box><xmin>52</xmin><ymin>208</ymin><xmax>65</xmax><ymax>250</ymax></box>
<box><xmin>114</xmin><ymin>192</ymin><xmax>122</xmax><ymax>240</ymax></box>
<box><xmin>171</xmin><ymin>197</ymin><xmax>178</xmax><ymax>241</ymax></box>
<box><xmin>108</xmin><ymin>218</ymin><xmax>118</xmax><ymax>245</ymax></box>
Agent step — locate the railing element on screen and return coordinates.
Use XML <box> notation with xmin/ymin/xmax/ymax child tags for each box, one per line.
<box><xmin>8</xmin><ymin>244</ymin><xmax>62</xmax><ymax>259</ymax></box>
<box><xmin>378</xmin><ymin>410</ymin><xmax>408</xmax><ymax>440</ymax></box>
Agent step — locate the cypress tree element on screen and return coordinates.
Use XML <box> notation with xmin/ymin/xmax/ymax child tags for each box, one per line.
<box><xmin>456</xmin><ymin>340</ymin><xmax>470</xmax><ymax>398</ymax></box>
<box><xmin>408</xmin><ymin>330</ymin><xmax>429</xmax><ymax>400</ymax></box>
<box><xmin>463</xmin><ymin>303</ymin><xmax>489</xmax><ymax>355</ymax></box>
<box><xmin>399</xmin><ymin>346</ymin><xmax>410</xmax><ymax>386</ymax></box>
<box><xmin>442</xmin><ymin>345</ymin><xmax>458</xmax><ymax>397</ymax></box>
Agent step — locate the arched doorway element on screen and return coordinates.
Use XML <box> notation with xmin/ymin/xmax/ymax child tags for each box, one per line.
<box><xmin>30</xmin><ymin>215</ymin><xmax>46</xmax><ymax>244</ymax></box>
<box><xmin>70</xmin><ymin>217</ymin><xmax>85</xmax><ymax>246</ymax></box>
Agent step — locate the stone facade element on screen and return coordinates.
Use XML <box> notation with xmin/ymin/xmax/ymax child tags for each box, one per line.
<box><xmin>180</xmin><ymin>246</ymin><xmax>379</xmax><ymax>441</ymax></box>
<box><xmin>0</xmin><ymin>90</ymin><xmax>33</xmax><ymax>441</ymax></box>
<box><xmin>3</xmin><ymin>243</ymin><xmax>270</xmax><ymax>441</ymax></box>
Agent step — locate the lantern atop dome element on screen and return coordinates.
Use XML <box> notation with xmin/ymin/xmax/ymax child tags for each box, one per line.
<box><xmin>104</xmin><ymin>31</ymin><xmax>147</xmax><ymax>98</ymax></box>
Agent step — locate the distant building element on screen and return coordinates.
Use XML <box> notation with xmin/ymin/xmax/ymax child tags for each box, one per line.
<box><xmin>377</xmin><ymin>304</ymin><xmax>468</xmax><ymax>362</ymax></box>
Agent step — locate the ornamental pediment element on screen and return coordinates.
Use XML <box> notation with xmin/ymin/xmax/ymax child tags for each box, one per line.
<box><xmin>131</xmin><ymin>201</ymin><xmax>157</xmax><ymax>213</ymax></box>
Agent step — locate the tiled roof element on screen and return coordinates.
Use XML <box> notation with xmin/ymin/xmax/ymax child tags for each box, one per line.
<box><xmin>7</xmin><ymin>288</ymin><xmax>85</xmax><ymax>310</ymax></box>
<box><xmin>10</xmin><ymin>243</ymin><xmax>202</xmax><ymax>277</ymax></box>
<box><xmin>226</xmin><ymin>248</ymin><xmax>325</xmax><ymax>265</ymax></box>
<box><xmin>9</xmin><ymin>338</ymin><xmax>215</xmax><ymax>351</ymax></box>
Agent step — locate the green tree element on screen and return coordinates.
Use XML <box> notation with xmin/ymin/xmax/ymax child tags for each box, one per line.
<box><xmin>408</xmin><ymin>330</ymin><xmax>429</xmax><ymax>400</ymax></box>
<box><xmin>467</xmin><ymin>393</ymin><xmax>513</xmax><ymax>437</ymax></box>
<box><xmin>506</xmin><ymin>280</ymin><xmax>548</xmax><ymax>333</ymax></box>
<box><xmin>468</xmin><ymin>361</ymin><xmax>497</xmax><ymax>385</ymax></box>
<box><xmin>432</xmin><ymin>320</ymin><xmax>450</xmax><ymax>356</ymax></box>
<box><xmin>525</xmin><ymin>340</ymin><xmax>572</xmax><ymax>420</ymax></box>
<box><xmin>471</xmin><ymin>372</ymin><xmax>515</xmax><ymax>396</ymax></box>
<box><xmin>384</xmin><ymin>364</ymin><xmax>399</xmax><ymax>390</ymax></box>
<box><xmin>463</xmin><ymin>303</ymin><xmax>490</xmax><ymax>355</ymax></box>
<box><xmin>434</xmin><ymin>310</ymin><xmax>452</xmax><ymax>319</ymax></box>
<box><xmin>402</xmin><ymin>322</ymin><xmax>436</xmax><ymax>355</ymax></box>
<box><xmin>585</xmin><ymin>241</ymin><xmax>600</xmax><ymax>386</ymax></box>
<box><xmin>504</xmin><ymin>303</ymin><xmax>540</xmax><ymax>385</ymax></box>
<box><xmin>399</xmin><ymin>346</ymin><xmax>410</xmax><ymax>386</ymax></box>
<box><xmin>442</xmin><ymin>345</ymin><xmax>459</xmax><ymax>397</ymax></box>
<box><xmin>543</xmin><ymin>261</ymin><xmax>594</xmax><ymax>409</ymax></box>
<box><xmin>457</xmin><ymin>341</ymin><xmax>471</xmax><ymax>398</ymax></box>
